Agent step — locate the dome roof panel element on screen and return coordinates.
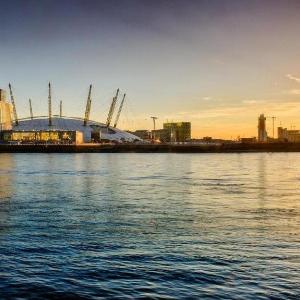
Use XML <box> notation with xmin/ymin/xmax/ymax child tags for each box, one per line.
<box><xmin>13</xmin><ymin>117</ymin><xmax>141</xmax><ymax>142</ymax></box>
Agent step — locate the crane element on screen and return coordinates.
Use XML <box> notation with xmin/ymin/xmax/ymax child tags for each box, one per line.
<box><xmin>113</xmin><ymin>93</ymin><xmax>126</xmax><ymax>128</ymax></box>
<box><xmin>29</xmin><ymin>99</ymin><xmax>33</xmax><ymax>120</ymax></box>
<box><xmin>8</xmin><ymin>83</ymin><xmax>19</xmax><ymax>126</ymax></box>
<box><xmin>48</xmin><ymin>82</ymin><xmax>52</xmax><ymax>126</ymax></box>
<box><xmin>83</xmin><ymin>85</ymin><xmax>92</xmax><ymax>126</ymax></box>
<box><xmin>151</xmin><ymin>116</ymin><xmax>158</xmax><ymax>140</ymax></box>
<box><xmin>106</xmin><ymin>89</ymin><xmax>119</xmax><ymax>127</ymax></box>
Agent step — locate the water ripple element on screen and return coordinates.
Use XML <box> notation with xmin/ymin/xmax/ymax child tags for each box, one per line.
<box><xmin>0</xmin><ymin>153</ymin><xmax>300</xmax><ymax>299</ymax></box>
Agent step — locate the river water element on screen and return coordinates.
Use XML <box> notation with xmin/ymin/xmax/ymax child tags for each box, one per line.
<box><xmin>0</xmin><ymin>153</ymin><xmax>299</xmax><ymax>299</ymax></box>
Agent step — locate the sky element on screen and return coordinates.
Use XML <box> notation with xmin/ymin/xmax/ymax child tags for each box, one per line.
<box><xmin>1</xmin><ymin>0</ymin><xmax>300</xmax><ymax>138</ymax></box>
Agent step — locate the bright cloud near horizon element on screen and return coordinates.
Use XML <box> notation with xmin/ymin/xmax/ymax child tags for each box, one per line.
<box><xmin>1</xmin><ymin>0</ymin><xmax>300</xmax><ymax>138</ymax></box>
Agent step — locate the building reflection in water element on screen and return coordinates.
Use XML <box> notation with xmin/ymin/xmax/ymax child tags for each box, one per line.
<box><xmin>0</xmin><ymin>154</ymin><xmax>14</xmax><ymax>199</ymax></box>
<box><xmin>0</xmin><ymin>154</ymin><xmax>14</xmax><ymax>235</ymax></box>
<box><xmin>258</xmin><ymin>153</ymin><xmax>267</xmax><ymax>204</ymax></box>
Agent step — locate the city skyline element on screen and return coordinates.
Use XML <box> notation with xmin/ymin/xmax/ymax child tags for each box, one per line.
<box><xmin>1</xmin><ymin>0</ymin><xmax>300</xmax><ymax>138</ymax></box>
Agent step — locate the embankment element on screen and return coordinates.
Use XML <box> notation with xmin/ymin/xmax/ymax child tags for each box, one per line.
<box><xmin>1</xmin><ymin>142</ymin><xmax>300</xmax><ymax>153</ymax></box>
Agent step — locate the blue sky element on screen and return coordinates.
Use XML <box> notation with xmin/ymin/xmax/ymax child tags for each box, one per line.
<box><xmin>1</xmin><ymin>0</ymin><xmax>300</xmax><ymax>138</ymax></box>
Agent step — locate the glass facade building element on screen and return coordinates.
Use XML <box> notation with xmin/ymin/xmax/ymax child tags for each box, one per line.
<box><xmin>163</xmin><ymin>122</ymin><xmax>191</xmax><ymax>142</ymax></box>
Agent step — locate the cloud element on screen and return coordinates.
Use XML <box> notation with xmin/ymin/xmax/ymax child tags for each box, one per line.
<box><xmin>201</xmin><ymin>96</ymin><xmax>223</xmax><ymax>102</ymax></box>
<box><xmin>126</xmin><ymin>99</ymin><xmax>300</xmax><ymax>138</ymax></box>
<box><xmin>202</xmin><ymin>96</ymin><xmax>211</xmax><ymax>101</ymax></box>
<box><xmin>286</xmin><ymin>74</ymin><xmax>300</xmax><ymax>83</ymax></box>
<box><xmin>159</xmin><ymin>99</ymin><xmax>300</xmax><ymax>122</ymax></box>
<box><xmin>288</xmin><ymin>89</ymin><xmax>300</xmax><ymax>95</ymax></box>
<box><xmin>242</xmin><ymin>100</ymin><xmax>264</xmax><ymax>105</ymax></box>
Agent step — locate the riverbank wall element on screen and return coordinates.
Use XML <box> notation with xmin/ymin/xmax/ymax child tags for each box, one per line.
<box><xmin>1</xmin><ymin>142</ymin><xmax>300</xmax><ymax>153</ymax></box>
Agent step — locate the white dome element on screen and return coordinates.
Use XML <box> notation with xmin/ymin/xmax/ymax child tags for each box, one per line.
<box><xmin>13</xmin><ymin>117</ymin><xmax>141</xmax><ymax>143</ymax></box>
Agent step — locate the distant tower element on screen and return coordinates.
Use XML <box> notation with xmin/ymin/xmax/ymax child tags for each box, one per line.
<box><xmin>0</xmin><ymin>89</ymin><xmax>13</xmax><ymax>131</ymax></box>
<box><xmin>258</xmin><ymin>114</ymin><xmax>267</xmax><ymax>142</ymax></box>
<box><xmin>0</xmin><ymin>89</ymin><xmax>6</xmax><ymax>102</ymax></box>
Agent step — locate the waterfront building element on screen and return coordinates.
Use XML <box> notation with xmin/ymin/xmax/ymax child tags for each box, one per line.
<box><xmin>278</xmin><ymin>127</ymin><xmax>300</xmax><ymax>142</ymax></box>
<box><xmin>241</xmin><ymin>137</ymin><xmax>257</xmax><ymax>143</ymax></box>
<box><xmin>0</xmin><ymin>89</ymin><xmax>13</xmax><ymax>131</ymax></box>
<box><xmin>0</xmin><ymin>87</ymin><xmax>141</xmax><ymax>144</ymax></box>
<box><xmin>131</xmin><ymin>123</ymin><xmax>192</xmax><ymax>143</ymax></box>
<box><xmin>189</xmin><ymin>137</ymin><xmax>234</xmax><ymax>144</ymax></box>
<box><xmin>258</xmin><ymin>114</ymin><xmax>268</xmax><ymax>142</ymax></box>
<box><xmin>163</xmin><ymin>122</ymin><xmax>191</xmax><ymax>142</ymax></box>
<box><xmin>151</xmin><ymin>128</ymin><xmax>170</xmax><ymax>142</ymax></box>
<box><xmin>128</xmin><ymin>130</ymin><xmax>151</xmax><ymax>140</ymax></box>
<box><xmin>0</xmin><ymin>117</ymin><xmax>141</xmax><ymax>144</ymax></box>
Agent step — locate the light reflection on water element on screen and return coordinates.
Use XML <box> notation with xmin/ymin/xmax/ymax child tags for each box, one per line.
<box><xmin>0</xmin><ymin>153</ymin><xmax>299</xmax><ymax>299</ymax></box>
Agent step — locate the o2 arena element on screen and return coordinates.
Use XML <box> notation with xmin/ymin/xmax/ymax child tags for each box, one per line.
<box><xmin>0</xmin><ymin>84</ymin><xmax>141</xmax><ymax>144</ymax></box>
